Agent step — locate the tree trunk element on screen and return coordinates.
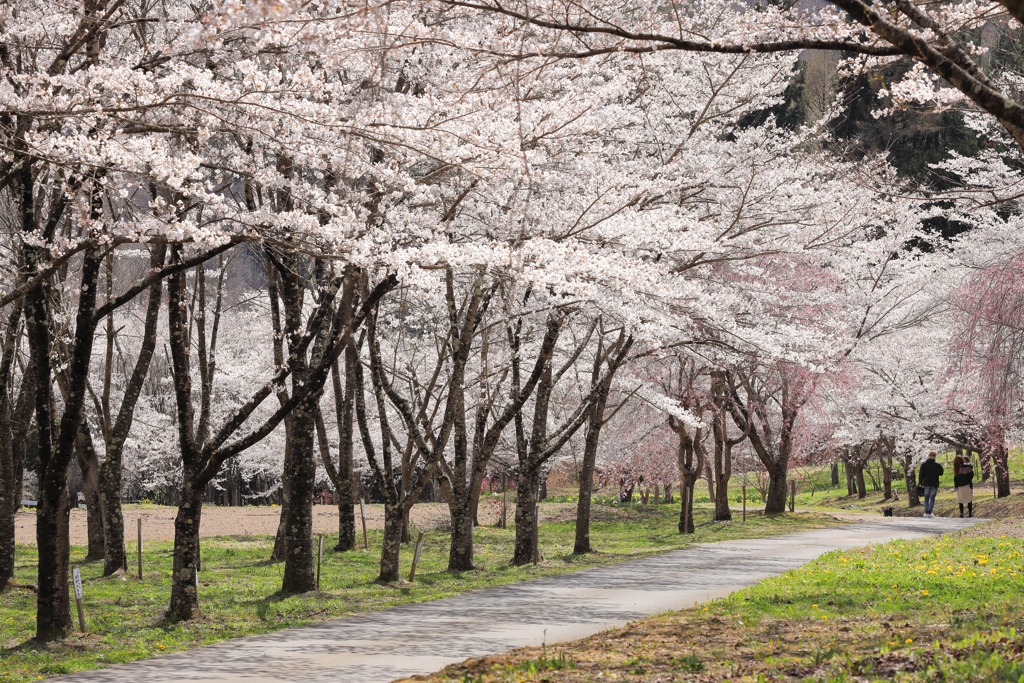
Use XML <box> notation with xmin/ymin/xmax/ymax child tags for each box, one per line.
<box><xmin>98</xmin><ymin>444</ymin><xmax>126</xmax><ymax>574</ymax></box>
<box><xmin>881</xmin><ymin>447</ymin><xmax>892</xmax><ymax>500</ymax></box>
<box><xmin>679</xmin><ymin>476</ymin><xmax>697</xmax><ymax>533</ymax></box>
<box><xmin>572</xmin><ymin>448</ymin><xmax>597</xmax><ymax>554</ymax></box>
<box><xmin>0</xmin><ymin>312</ymin><xmax>24</xmax><ymax>590</ymax></box>
<box><xmin>76</xmin><ymin>425</ymin><xmax>105</xmax><ymax>561</ymax></box>
<box><xmin>573</xmin><ymin>355</ymin><xmax>611</xmax><ymax>554</ymax></box>
<box><xmin>855</xmin><ymin>461</ymin><xmax>867</xmax><ymax>499</ymax></box>
<box><xmin>830</xmin><ymin>462</ymin><xmax>839</xmax><ymax>487</ymax></box>
<box><xmin>903</xmin><ymin>455</ymin><xmax>920</xmax><ymax>507</ymax></box>
<box><xmin>378</xmin><ymin>503</ymin><xmax>404</xmax><ymax>583</ymax></box>
<box><xmin>448</xmin><ymin>494</ymin><xmax>474</xmax><ymax>571</ymax></box>
<box><xmin>714</xmin><ymin>468</ymin><xmax>732</xmax><ymax>521</ymax></box>
<box><xmin>36</xmin><ymin>486</ymin><xmax>72</xmax><ymax>638</ymax></box>
<box><xmin>0</xmin><ymin>487</ymin><xmax>13</xmax><ymax>590</ymax></box>
<box><xmin>984</xmin><ymin>426</ymin><xmax>1012</xmax><ymax>498</ymax></box>
<box><xmin>32</xmin><ymin>242</ymin><xmax>102</xmax><ymax>640</ymax></box>
<box><xmin>764</xmin><ymin>466</ymin><xmax>789</xmax><ymax>514</ymax></box>
<box><xmin>281</xmin><ymin>403</ymin><xmax>317</xmax><ymax>593</ymax></box>
<box><xmin>511</xmin><ymin>468</ymin><xmax>538</xmax><ymax>566</ymax></box>
<box><xmin>332</xmin><ymin>359</ymin><xmax>356</xmax><ymax>551</ymax></box>
<box><xmin>167</xmin><ymin>483</ymin><xmax>203</xmax><ymax>621</ymax></box>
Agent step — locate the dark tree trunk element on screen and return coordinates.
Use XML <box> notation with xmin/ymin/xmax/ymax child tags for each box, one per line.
<box><xmin>33</xmin><ymin>241</ymin><xmax>102</xmax><ymax>640</ymax></box>
<box><xmin>333</xmin><ymin>356</ymin><xmax>356</xmax><ymax>551</ymax></box>
<box><xmin>378</xmin><ymin>503</ymin><xmax>404</xmax><ymax>583</ymax></box>
<box><xmin>574</xmin><ymin>342</ymin><xmax>612</xmax><ymax>554</ymax></box>
<box><xmin>831</xmin><ymin>463</ymin><xmax>839</xmax><ymax>487</ymax></box>
<box><xmin>98</xmin><ymin>450</ymin><xmax>126</xmax><ymax>574</ymax></box>
<box><xmin>281</xmin><ymin>403</ymin><xmax>317</xmax><ymax>593</ymax></box>
<box><xmin>572</xmin><ymin>443</ymin><xmax>598</xmax><ymax>554</ymax></box>
<box><xmin>986</xmin><ymin>429</ymin><xmax>1012</xmax><ymax>498</ymax></box>
<box><xmin>167</xmin><ymin>483</ymin><xmax>203</xmax><ymax>620</ymax></box>
<box><xmin>710</xmin><ymin>370</ymin><xmax>734</xmax><ymax>522</ymax></box>
<box><xmin>512</xmin><ymin>345</ymin><xmax>553</xmax><ymax>566</ymax></box>
<box><xmin>36</xmin><ymin>486</ymin><xmax>72</xmax><ymax>636</ymax></box>
<box><xmin>448</xmin><ymin>494</ymin><xmax>474</xmax><ymax>571</ymax></box>
<box><xmin>903</xmin><ymin>454</ymin><xmax>920</xmax><ymax>507</ymax></box>
<box><xmin>881</xmin><ymin>446</ymin><xmax>892</xmax><ymax>500</ymax></box>
<box><xmin>0</xmin><ymin>307</ymin><xmax>26</xmax><ymax>590</ymax></box>
<box><xmin>764</xmin><ymin>465</ymin><xmax>789</xmax><ymax>514</ymax></box>
<box><xmin>0</xmin><ymin>480</ymin><xmax>14</xmax><ymax>590</ymax></box>
<box><xmin>75</xmin><ymin>424</ymin><xmax>104</xmax><ymax>561</ymax></box>
<box><xmin>679</xmin><ymin>475</ymin><xmax>697</xmax><ymax>533</ymax></box>
<box><xmin>714</xmin><ymin>467</ymin><xmax>732</xmax><ymax>521</ymax></box>
<box><xmin>511</xmin><ymin>468</ymin><xmax>539</xmax><ymax>566</ymax></box>
<box><xmin>855</xmin><ymin>463</ymin><xmax>867</xmax><ymax>499</ymax></box>
<box><xmin>271</xmin><ymin>492</ymin><xmax>289</xmax><ymax>560</ymax></box>
<box><xmin>274</xmin><ymin>251</ymin><xmax>318</xmax><ymax>593</ymax></box>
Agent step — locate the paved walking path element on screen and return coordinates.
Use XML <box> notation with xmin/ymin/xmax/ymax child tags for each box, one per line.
<box><xmin>58</xmin><ymin>517</ymin><xmax>981</xmax><ymax>683</ymax></box>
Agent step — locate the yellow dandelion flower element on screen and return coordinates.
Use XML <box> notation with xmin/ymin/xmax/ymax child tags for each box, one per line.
<box><xmin>920</xmin><ymin>590</ymin><xmax>929</xmax><ymax>596</ymax></box>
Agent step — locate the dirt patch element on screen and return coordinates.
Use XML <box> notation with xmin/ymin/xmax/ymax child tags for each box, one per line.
<box><xmin>16</xmin><ymin>503</ymin><xmax>457</xmax><ymax>545</ymax></box>
<box><xmin>16</xmin><ymin>499</ymin><xmax>610</xmax><ymax>545</ymax></box>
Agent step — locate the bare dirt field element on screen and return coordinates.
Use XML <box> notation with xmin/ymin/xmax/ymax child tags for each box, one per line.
<box><xmin>15</xmin><ymin>503</ymin><xmax>454</xmax><ymax>545</ymax></box>
<box><xmin>16</xmin><ymin>498</ymin><xmax>678</xmax><ymax>545</ymax></box>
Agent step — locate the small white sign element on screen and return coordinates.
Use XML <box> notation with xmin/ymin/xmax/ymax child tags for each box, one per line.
<box><xmin>359</xmin><ymin>499</ymin><xmax>366</xmax><ymax>518</ymax></box>
<box><xmin>72</xmin><ymin>567</ymin><xmax>83</xmax><ymax>600</ymax></box>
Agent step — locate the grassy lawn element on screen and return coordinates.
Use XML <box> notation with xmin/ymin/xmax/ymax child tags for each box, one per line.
<box><xmin>417</xmin><ymin>518</ymin><xmax>1024</xmax><ymax>683</ymax></box>
<box><xmin>0</xmin><ymin>503</ymin><xmax>841</xmax><ymax>682</ymax></box>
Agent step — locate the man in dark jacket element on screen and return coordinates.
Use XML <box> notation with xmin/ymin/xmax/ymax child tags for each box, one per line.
<box><xmin>918</xmin><ymin>450</ymin><xmax>944</xmax><ymax>518</ymax></box>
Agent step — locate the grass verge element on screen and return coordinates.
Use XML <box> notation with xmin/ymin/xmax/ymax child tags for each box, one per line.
<box><xmin>0</xmin><ymin>504</ymin><xmax>840</xmax><ymax>682</ymax></box>
<box><xmin>413</xmin><ymin>517</ymin><xmax>1024</xmax><ymax>683</ymax></box>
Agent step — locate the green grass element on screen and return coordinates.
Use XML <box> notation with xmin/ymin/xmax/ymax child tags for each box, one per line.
<box><xmin>418</xmin><ymin>519</ymin><xmax>1024</xmax><ymax>683</ymax></box>
<box><xmin>712</xmin><ymin>525</ymin><xmax>1024</xmax><ymax>680</ymax></box>
<box><xmin>0</xmin><ymin>503</ymin><xmax>841</xmax><ymax>682</ymax></box>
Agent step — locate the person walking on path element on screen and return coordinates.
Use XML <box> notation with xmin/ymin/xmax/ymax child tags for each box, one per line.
<box><xmin>918</xmin><ymin>450</ymin><xmax>944</xmax><ymax>518</ymax></box>
<box><xmin>953</xmin><ymin>456</ymin><xmax>975</xmax><ymax>518</ymax></box>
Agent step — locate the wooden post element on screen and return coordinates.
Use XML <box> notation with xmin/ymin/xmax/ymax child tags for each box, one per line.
<box><xmin>137</xmin><ymin>518</ymin><xmax>143</xmax><ymax>580</ymax></box>
<box><xmin>72</xmin><ymin>567</ymin><xmax>86</xmax><ymax>632</ymax></box>
<box><xmin>316</xmin><ymin>534</ymin><xmax>323</xmax><ymax>590</ymax></box>
<box><xmin>789</xmin><ymin>480</ymin><xmax>796</xmax><ymax>512</ymax></box>
<box><xmin>359</xmin><ymin>499</ymin><xmax>369</xmax><ymax>550</ymax></box>
<box><xmin>742</xmin><ymin>481</ymin><xmax>747</xmax><ymax>522</ymax></box>
<box><xmin>408</xmin><ymin>531</ymin><xmax>425</xmax><ymax>582</ymax></box>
